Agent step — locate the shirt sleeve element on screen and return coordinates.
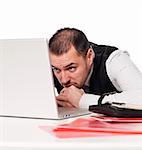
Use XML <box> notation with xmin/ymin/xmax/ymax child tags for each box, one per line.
<box><xmin>79</xmin><ymin>94</ymin><xmax>100</xmax><ymax>108</ymax></box>
<box><xmin>106</xmin><ymin>50</ymin><xmax>142</xmax><ymax>91</ymax></box>
<box><xmin>79</xmin><ymin>50</ymin><xmax>142</xmax><ymax>108</ymax></box>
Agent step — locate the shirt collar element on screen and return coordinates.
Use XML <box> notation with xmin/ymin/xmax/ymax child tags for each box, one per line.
<box><xmin>84</xmin><ymin>64</ymin><xmax>94</xmax><ymax>87</ymax></box>
<box><xmin>84</xmin><ymin>48</ymin><xmax>95</xmax><ymax>87</ymax></box>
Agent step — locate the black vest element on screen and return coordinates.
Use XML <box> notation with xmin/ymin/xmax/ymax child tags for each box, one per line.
<box><xmin>53</xmin><ymin>42</ymin><xmax>120</xmax><ymax>95</ymax></box>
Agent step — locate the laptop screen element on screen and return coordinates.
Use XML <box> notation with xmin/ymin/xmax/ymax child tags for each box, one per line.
<box><xmin>0</xmin><ymin>38</ymin><xmax>59</xmax><ymax>119</ymax></box>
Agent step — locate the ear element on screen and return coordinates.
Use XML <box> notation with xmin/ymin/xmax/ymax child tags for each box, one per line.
<box><xmin>86</xmin><ymin>48</ymin><xmax>95</xmax><ymax>65</ymax></box>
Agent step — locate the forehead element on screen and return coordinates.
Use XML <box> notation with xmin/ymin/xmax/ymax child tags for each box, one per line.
<box><xmin>49</xmin><ymin>46</ymin><xmax>84</xmax><ymax>68</ymax></box>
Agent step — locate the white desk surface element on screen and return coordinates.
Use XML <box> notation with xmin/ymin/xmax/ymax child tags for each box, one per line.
<box><xmin>1</xmin><ymin>115</ymin><xmax>142</xmax><ymax>150</ymax></box>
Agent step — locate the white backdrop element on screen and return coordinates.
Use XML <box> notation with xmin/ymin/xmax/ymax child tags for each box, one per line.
<box><xmin>0</xmin><ymin>0</ymin><xmax>142</xmax><ymax>70</ymax></box>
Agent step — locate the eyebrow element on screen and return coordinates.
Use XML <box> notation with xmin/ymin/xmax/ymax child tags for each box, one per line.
<box><xmin>64</xmin><ymin>63</ymin><xmax>77</xmax><ymax>69</ymax></box>
<box><xmin>52</xmin><ymin>63</ymin><xmax>77</xmax><ymax>70</ymax></box>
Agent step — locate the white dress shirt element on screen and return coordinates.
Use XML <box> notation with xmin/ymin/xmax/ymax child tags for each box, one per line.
<box><xmin>80</xmin><ymin>50</ymin><xmax>142</xmax><ymax>108</ymax></box>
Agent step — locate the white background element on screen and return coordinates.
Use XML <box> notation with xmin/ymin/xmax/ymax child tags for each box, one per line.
<box><xmin>0</xmin><ymin>0</ymin><xmax>142</xmax><ymax>70</ymax></box>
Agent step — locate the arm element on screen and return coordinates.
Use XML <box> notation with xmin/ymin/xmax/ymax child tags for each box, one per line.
<box><xmin>80</xmin><ymin>50</ymin><xmax>142</xmax><ymax>108</ymax></box>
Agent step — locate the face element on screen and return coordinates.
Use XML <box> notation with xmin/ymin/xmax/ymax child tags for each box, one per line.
<box><xmin>50</xmin><ymin>46</ymin><xmax>94</xmax><ymax>88</ymax></box>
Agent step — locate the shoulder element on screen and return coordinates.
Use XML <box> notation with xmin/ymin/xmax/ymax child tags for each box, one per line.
<box><xmin>106</xmin><ymin>50</ymin><xmax>130</xmax><ymax>65</ymax></box>
<box><xmin>90</xmin><ymin>42</ymin><xmax>118</xmax><ymax>53</ymax></box>
<box><xmin>106</xmin><ymin>50</ymin><xmax>131</xmax><ymax>81</ymax></box>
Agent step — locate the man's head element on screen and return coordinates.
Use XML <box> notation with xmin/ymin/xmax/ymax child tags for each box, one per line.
<box><xmin>49</xmin><ymin>28</ymin><xmax>94</xmax><ymax>88</ymax></box>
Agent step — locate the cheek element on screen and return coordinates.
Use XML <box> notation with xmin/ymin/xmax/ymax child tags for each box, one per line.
<box><xmin>72</xmin><ymin>66</ymin><xmax>87</xmax><ymax>80</ymax></box>
<box><xmin>78</xmin><ymin>65</ymin><xmax>87</xmax><ymax>74</ymax></box>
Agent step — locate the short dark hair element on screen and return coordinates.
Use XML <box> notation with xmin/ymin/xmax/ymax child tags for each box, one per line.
<box><xmin>49</xmin><ymin>27</ymin><xmax>90</xmax><ymax>56</ymax></box>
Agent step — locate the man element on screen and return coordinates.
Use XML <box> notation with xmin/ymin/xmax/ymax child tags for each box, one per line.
<box><xmin>49</xmin><ymin>27</ymin><xmax>142</xmax><ymax>109</ymax></box>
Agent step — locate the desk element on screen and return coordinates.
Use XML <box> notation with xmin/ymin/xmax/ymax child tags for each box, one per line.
<box><xmin>1</xmin><ymin>116</ymin><xmax>142</xmax><ymax>150</ymax></box>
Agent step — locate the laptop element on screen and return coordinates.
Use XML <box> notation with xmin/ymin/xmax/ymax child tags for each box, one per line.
<box><xmin>0</xmin><ymin>38</ymin><xmax>90</xmax><ymax>119</ymax></box>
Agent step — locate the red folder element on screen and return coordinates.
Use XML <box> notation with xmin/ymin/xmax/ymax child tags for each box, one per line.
<box><xmin>39</xmin><ymin>117</ymin><xmax>142</xmax><ymax>138</ymax></box>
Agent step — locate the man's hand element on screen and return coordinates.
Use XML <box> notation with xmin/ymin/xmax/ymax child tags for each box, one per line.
<box><xmin>56</xmin><ymin>85</ymin><xmax>84</xmax><ymax>108</ymax></box>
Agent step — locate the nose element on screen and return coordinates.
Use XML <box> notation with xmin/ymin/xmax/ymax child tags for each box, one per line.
<box><xmin>60</xmin><ymin>71</ymin><xmax>70</xmax><ymax>86</ymax></box>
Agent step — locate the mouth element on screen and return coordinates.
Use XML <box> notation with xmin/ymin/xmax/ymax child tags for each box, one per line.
<box><xmin>63</xmin><ymin>83</ymin><xmax>79</xmax><ymax>88</ymax></box>
<box><xmin>63</xmin><ymin>84</ymin><xmax>73</xmax><ymax>88</ymax></box>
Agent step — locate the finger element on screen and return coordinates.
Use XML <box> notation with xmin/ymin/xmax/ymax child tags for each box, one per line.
<box><xmin>60</xmin><ymin>88</ymin><xmax>67</xmax><ymax>94</ymax></box>
<box><xmin>57</xmin><ymin>100</ymin><xmax>73</xmax><ymax>107</ymax></box>
<box><xmin>56</xmin><ymin>95</ymin><xmax>68</xmax><ymax>101</ymax></box>
<box><xmin>60</xmin><ymin>89</ymin><xmax>64</xmax><ymax>94</ymax></box>
<box><xmin>80</xmin><ymin>89</ymin><xmax>85</xmax><ymax>95</ymax></box>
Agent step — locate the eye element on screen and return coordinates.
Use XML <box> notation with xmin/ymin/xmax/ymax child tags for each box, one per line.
<box><xmin>68</xmin><ymin>67</ymin><xmax>76</xmax><ymax>72</ymax></box>
<box><xmin>52</xmin><ymin>67</ymin><xmax>61</xmax><ymax>74</ymax></box>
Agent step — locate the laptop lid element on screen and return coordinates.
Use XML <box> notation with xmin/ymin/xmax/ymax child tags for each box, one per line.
<box><xmin>0</xmin><ymin>38</ymin><xmax>60</xmax><ymax>119</ymax></box>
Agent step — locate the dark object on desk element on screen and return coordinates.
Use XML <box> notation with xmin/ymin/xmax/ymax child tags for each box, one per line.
<box><xmin>89</xmin><ymin>102</ymin><xmax>142</xmax><ymax>118</ymax></box>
